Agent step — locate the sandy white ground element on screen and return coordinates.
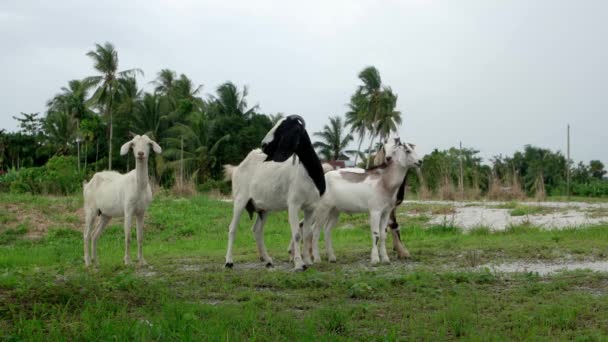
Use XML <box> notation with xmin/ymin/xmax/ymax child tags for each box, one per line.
<box><xmin>401</xmin><ymin>200</ymin><xmax>608</xmax><ymax>231</ymax></box>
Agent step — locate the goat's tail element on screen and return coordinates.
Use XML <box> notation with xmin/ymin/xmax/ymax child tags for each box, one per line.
<box><xmin>223</xmin><ymin>164</ymin><xmax>237</xmax><ymax>182</ymax></box>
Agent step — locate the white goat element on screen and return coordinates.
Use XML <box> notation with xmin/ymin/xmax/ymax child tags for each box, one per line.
<box><xmin>223</xmin><ymin>115</ymin><xmax>325</xmax><ymax>271</ymax></box>
<box><xmin>83</xmin><ymin>134</ymin><xmax>162</xmax><ymax>267</ymax></box>
<box><xmin>372</xmin><ymin>138</ymin><xmax>418</xmax><ymax>259</ymax></box>
<box><xmin>312</xmin><ymin>140</ymin><xmax>421</xmax><ymax>264</ymax></box>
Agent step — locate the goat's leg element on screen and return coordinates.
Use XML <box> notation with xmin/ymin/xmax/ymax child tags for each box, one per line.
<box><xmin>369</xmin><ymin>211</ymin><xmax>381</xmax><ymax>265</ymax></box>
<box><xmin>83</xmin><ymin>209</ymin><xmax>95</xmax><ymax>267</ymax></box>
<box><xmin>379</xmin><ymin>211</ymin><xmax>391</xmax><ymax>264</ymax></box>
<box><xmin>288</xmin><ymin>206</ymin><xmax>306</xmax><ymax>271</ymax></box>
<box><xmin>389</xmin><ymin>208</ymin><xmax>410</xmax><ymax>259</ymax></box>
<box><xmin>301</xmin><ymin>209</ymin><xmax>314</xmax><ymax>266</ymax></box>
<box><xmin>324</xmin><ymin>210</ymin><xmax>340</xmax><ymax>263</ymax></box>
<box><xmin>287</xmin><ymin>220</ymin><xmax>304</xmax><ymax>263</ymax></box>
<box><xmin>91</xmin><ymin>215</ymin><xmax>111</xmax><ymax>265</ymax></box>
<box><xmin>252</xmin><ymin>211</ymin><xmax>273</xmax><ymax>267</ymax></box>
<box><xmin>312</xmin><ymin>219</ymin><xmax>322</xmax><ymax>263</ymax></box>
<box><xmin>225</xmin><ymin>202</ymin><xmax>245</xmax><ymax>268</ymax></box>
<box><xmin>123</xmin><ymin>214</ymin><xmax>133</xmax><ymax>265</ymax></box>
<box><xmin>135</xmin><ymin>213</ymin><xmax>147</xmax><ymax>267</ymax></box>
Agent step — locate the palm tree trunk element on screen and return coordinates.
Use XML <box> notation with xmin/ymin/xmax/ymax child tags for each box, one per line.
<box><xmin>354</xmin><ymin>133</ymin><xmax>364</xmax><ymax>165</ymax></box>
<box><xmin>366</xmin><ymin>133</ymin><xmax>377</xmax><ymax>168</ymax></box>
<box><xmin>95</xmin><ymin>139</ymin><xmax>99</xmax><ymax>171</ymax></box>
<box><xmin>108</xmin><ymin>83</ymin><xmax>113</xmax><ymax>170</ymax></box>
<box><xmin>84</xmin><ymin>141</ymin><xmax>88</xmax><ymax>171</ymax></box>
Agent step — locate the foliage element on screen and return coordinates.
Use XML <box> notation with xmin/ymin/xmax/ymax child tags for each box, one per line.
<box><xmin>313</xmin><ymin>115</ymin><xmax>354</xmax><ymax>161</ymax></box>
<box><xmin>1</xmin><ymin>156</ymin><xmax>84</xmax><ymax>195</ymax></box>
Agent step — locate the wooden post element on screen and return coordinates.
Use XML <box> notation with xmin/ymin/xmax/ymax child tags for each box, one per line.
<box><xmin>459</xmin><ymin>141</ymin><xmax>464</xmax><ymax>200</ymax></box>
<box><xmin>567</xmin><ymin>124</ymin><xmax>571</xmax><ymax>201</ymax></box>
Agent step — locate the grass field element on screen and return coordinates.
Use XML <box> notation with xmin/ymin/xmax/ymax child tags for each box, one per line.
<box><xmin>1</xmin><ymin>193</ymin><xmax>608</xmax><ymax>340</ymax></box>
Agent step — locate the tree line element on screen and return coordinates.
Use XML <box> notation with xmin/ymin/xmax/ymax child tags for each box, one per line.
<box><xmin>0</xmin><ymin>42</ymin><xmax>605</xmax><ymax>197</ymax></box>
<box><xmin>0</xmin><ymin>42</ymin><xmax>403</xmax><ymax>193</ymax></box>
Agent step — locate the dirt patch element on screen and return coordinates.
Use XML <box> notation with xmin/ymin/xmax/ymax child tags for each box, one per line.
<box><xmin>480</xmin><ymin>260</ymin><xmax>608</xmax><ymax>276</ymax></box>
<box><xmin>2</xmin><ymin>203</ymin><xmax>83</xmax><ymax>239</ymax></box>
<box><xmin>402</xmin><ymin>200</ymin><xmax>608</xmax><ymax>231</ymax></box>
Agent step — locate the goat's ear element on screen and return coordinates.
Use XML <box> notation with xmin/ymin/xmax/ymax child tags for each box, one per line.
<box><xmin>120</xmin><ymin>141</ymin><xmax>133</xmax><ymax>156</ymax></box>
<box><xmin>373</xmin><ymin>146</ymin><xmax>386</xmax><ymax>166</ymax></box>
<box><xmin>150</xmin><ymin>141</ymin><xmax>162</xmax><ymax>154</ymax></box>
<box><xmin>268</xmin><ymin>124</ymin><xmax>303</xmax><ymax>162</ymax></box>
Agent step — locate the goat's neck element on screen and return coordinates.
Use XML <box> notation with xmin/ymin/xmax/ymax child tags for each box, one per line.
<box><xmin>135</xmin><ymin>159</ymin><xmax>150</xmax><ymax>190</ymax></box>
<box><xmin>383</xmin><ymin>163</ymin><xmax>408</xmax><ymax>191</ymax></box>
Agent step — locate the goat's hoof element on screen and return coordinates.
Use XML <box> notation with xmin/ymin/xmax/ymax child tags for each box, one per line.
<box><xmin>265</xmin><ymin>262</ymin><xmax>274</xmax><ymax>268</ymax></box>
<box><xmin>328</xmin><ymin>256</ymin><xmax>337</xmax><ymax>263</ymax></box>
<box><xmin>225</xmin><ymin>262</ymin><xmax>234</xmax><ymax>269</ymax></box>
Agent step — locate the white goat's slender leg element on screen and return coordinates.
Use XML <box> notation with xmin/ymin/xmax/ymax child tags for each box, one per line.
<box><xmin>312</xmin><ymin>219</ymin><xmax>322</xmax><ymax>263</ymax></box>
<box><xmin>301</xmin><ymin>209</ymin><xmax>314</xmax><ymax>266</ymax></box>
<box><xmin>389</xmin><ymin>208</ymin><xmax>410</xmax><ymax>258</ymax></box>
<box><xmin>83</xmin><ymin>209</ymin><xmax>95</xmax><ymax>267</ymax></box>
<box><xmin>379</xmin><ymin>211</ymin><xmax>391</xmax><ymax>263</ymax></box>
<box><xmin>252</xmin><ymin>211</ymin><xmax>273</xmax><ymax>267</ymax></box>
<box><xmin>324</xmin><ymin>210</ymin><xmax>340</xmax><ymax>263</ymax></box>
<box><xmin>135</xmin><ymin>213</ymin><xmax>147</xmax><ymax>266</ymax></box>
<box><xmin>225</xmin><ymin>201</ymin><xmax>245</xmax><ymax>268</ymax></box>
<box><xmin>288</xmin><ymin>206</ymin><xmax>306</xmax><ymax>271</ymax></box>
<box><xmin>91</xmin><ymin>215</ymin><xmax>111</xmax><ymax>265</ymax></box>
<box><xmin>123</xmin><ymin>213</ymin><xmax>133</xmax><ymax>265</ymax></box>
<box><xmin>369</xmin><ymin>211</ymin><xmax>381</xmax><ymax>265</ymax></box>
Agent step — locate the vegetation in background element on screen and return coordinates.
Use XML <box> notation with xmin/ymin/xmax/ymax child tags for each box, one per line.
<box><xmin>0</xmin><ymin>42</ymin><xmax>606</xmax><ymax>199</ymax></box>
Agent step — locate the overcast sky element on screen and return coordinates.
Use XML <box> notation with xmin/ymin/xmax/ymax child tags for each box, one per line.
<box><xmin>1</xmin><ymin>0</ymin><xmax>606</xmax><ymax>165</ymax></box>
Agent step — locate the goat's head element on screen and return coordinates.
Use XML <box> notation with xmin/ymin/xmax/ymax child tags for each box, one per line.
<box><xmin>378</xmin><ymin>138</ymin><xmax>422</xmax><ymax>169</ymax></box>
<box><xmin>260</xmin><ymin>115</ymin><xmax>326</xmax><ymax>195</ymax></box>
<box><xmin>120</xmin><ymin>134</ymin><xmax>162</xmax><ymax>162</ymax></box>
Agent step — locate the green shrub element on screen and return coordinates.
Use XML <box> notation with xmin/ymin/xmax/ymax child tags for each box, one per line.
<box><xmin>198</xmin><ymin>179</ymin><xmax>231</xmax><ymax>194</ymax></box>
<box><xmin>3</xmin><ymin>156</ymin><xmax>85</xmax><ymax>195</ymax></box>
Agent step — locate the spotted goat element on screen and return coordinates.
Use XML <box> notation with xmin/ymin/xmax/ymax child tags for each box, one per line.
<box><xmin>311</xmin><ymin>139</ymin><xmax>421</xmax><ymax>264</ymax></box>
<box><xmin>223</xmin><ymin>115</ymin><xmax>325</xmax><ymax>271</ymax></box>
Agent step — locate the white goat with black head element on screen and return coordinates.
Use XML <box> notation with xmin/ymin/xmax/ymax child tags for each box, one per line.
<box><xmin>312</xmin><ymin>139</ymin><xmax>421</xmax><ymax>264</ymax></box>
<box><xmin>83</xmin><ymin>134</ymin><xmax>162</xmax><ymax>267</ymax></box>
<box><xmin>223</xmin><ymin>115</ymin><xmax>325</xmax><ymax>271</ymax></box>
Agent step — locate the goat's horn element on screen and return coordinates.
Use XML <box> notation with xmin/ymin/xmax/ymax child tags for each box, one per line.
<box><xmin>287</xmin><ymin>115</ymin><xmax>306</xmax><ymax>129</ymax></box>
<box><xmin>128</xmin><ymin>131</ymin><xmax>138</xmax><ymax>138</ymax></box>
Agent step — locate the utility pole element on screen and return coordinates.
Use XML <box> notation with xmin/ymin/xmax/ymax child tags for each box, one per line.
<box><xmin>567</xmin><ymin>124</ymin><xmax>571</xmax><ymax>201</ymax></box>
<box><xmin>459</xmin><ymin>141</ymin><xmax>464</xmax><ymax>200</ymax></box>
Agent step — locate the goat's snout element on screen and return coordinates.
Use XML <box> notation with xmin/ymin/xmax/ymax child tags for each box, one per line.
<box><xmin>415</xmin><ymin>160</ymin><xmax>423</xmax><ymax>168</ymax></box>
<box><xmin>137</xmin><ymin>151</ymin><xmax>144</xmax><ymax>159</ymax></box>
<box><xmin>386</xmin><ymin>156</ymin><xmax>392</xmax><ymax>162</ymax></box>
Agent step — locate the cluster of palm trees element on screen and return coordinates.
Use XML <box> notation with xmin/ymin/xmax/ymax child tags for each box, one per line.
<box><xmin>27</xmin><ymin>42</ymin><xmax>273</xmax><ymax>185</ymax></box>
<box><xmin>311</xmin><ymin>66</ymin><xmax>403</xmax><ymax>166</ymax></box>
<box><xmin>345</xmin><ymin>66</ymin><xmax>402</xmax><ymax>167</ymax></box>
<box><xmin>4</xmin><ymin>42</ymin><xmax>405</xmax><ymax>187</ymax></box>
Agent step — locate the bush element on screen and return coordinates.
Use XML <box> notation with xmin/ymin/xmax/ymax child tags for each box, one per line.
<box><xmin>571</xmin><ymin>180</ymin><xmax>608</xmax><ymax>197</ymax></box>
<box><xmin>198</xmin><ymin>179</ymin><xmax>231</xmax><ymax>195</ymax></box>
<box><xmin>1</xmin><ymin>156</ymin><xmax>85</xmax><ymax>195</ymax></box>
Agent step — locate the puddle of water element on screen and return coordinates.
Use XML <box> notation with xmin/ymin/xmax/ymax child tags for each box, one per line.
<box><xmin>480</xmin><ymin>260</ymin><xmax>608</xmax><ymax>276</ymax></box>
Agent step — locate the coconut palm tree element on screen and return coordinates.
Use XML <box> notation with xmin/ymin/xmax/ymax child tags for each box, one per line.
<box><xmin>84</xmin><ymin>42</ymin><xmax>143</xmax><ymax>170</ymax></box>
<box><xmin>210</xmin><ymin>82</ymin><xmax>257</xmax><ymax>117</ymax></box>
<box><xmin>163</xmin><ymin>111</ymin><xmax>230</xmax><ymax>183</ymax></box>
<box><xmin>345</xmin><ymin>92</ymin><xmax>369</xmax><ymax>165</ymax></box>
<box><xmin>131</xmin><ymin>93</ymin><xmax>170</xmax><ymax>141</ymax></box>
<box><xmin>374</xmin><ymin>88</ymin><xmax>402</xmax><ymax>143</ymax></box>
<box><xmin>351</xmin><ymin>66</ymin><xmax>403</xmax><ymax>167</ymax></box>
<box><xmin>153</xmin><ymin>69</ymin><xmax>177</xmax><ymax>96</ymax></box>
<box><xmin>313</xmin><ymin>116</ymin><xmax>354</xmax><ymax>161</ymax></box>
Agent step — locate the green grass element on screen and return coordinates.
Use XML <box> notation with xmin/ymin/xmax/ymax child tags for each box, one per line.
<box><xmin>1</xmin><ymin>193</ymin><xmax>608</xmax><ymax>340</ymax></box>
